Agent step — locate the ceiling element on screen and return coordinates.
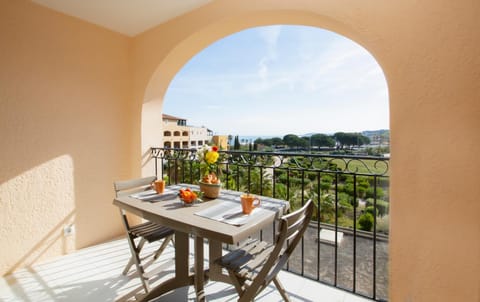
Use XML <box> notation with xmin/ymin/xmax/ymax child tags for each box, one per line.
<box><xmin>32</xmin><ymin>0</ymin><xmax>212</xmax><ymax>37</ymax></box>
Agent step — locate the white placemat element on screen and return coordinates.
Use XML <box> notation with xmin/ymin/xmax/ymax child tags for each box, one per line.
<box><xmin>129</xmin><ymin>189</ymin><xmax>177</xmax><ymax>202</ymax></box>
<box><xmin>194</xmin><ymin>200</ymin><xmax>267</xmax><ymax>226</ymax></box>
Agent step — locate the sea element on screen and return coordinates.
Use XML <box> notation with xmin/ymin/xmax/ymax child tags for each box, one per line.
<box><xmin>232</xmin><ymin>135</ymin><xmax>276</xmax><ymax>144</ymax></box>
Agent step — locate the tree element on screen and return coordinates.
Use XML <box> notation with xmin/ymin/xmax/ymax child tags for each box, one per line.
<box><xmin>334</xmin><ymin>132</ymin><xmax>370</xmax><ymax>149</ymax></box>
<box><xmin>311</xmin><ymin>133</ymin><xmax>335</xmax><ymax>148</ymax></box>
<box><xmin>283</xmin><ymin>134</ymin><xmax>306</xmax><ymax>148</ymax></box>
<box><xmin>359</xmin><ymin>135</ymin><xmax>371</xmax><ymax>146</ymax></box>
<box><xmin>254</xmin><ymin>138</ymin><xmax>264</xmax><ymax>145</ymax></box>
<box><xmin>262</xmin><ymin>138</ymin><xmax>273</xmax><ymax>146</ymax></box>
<box><xmin>234</xmin><ymin>135</ymin><xmax>240</xmax><ymax>150</ymax></box>
<box><xmin>271</xmin><ymin>137</ymin><xmax>283</xmax><ymax>147</ymax></box>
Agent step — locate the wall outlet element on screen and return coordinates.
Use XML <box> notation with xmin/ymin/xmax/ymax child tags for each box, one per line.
<box><xmin>63</xmin><ymin>224</ymin><xmax>75</xmax><ymax>236</ymax></box>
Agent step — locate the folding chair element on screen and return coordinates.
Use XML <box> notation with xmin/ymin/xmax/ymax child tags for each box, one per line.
<box><xmin>114</xmin><ymin>176</ymin><xmax>175</xmax><ymax>293</ymax></box>
<box><xmin>217</xmin><ymin>199</ymin><xmax>314</xmax><ymax>302</ymax></box>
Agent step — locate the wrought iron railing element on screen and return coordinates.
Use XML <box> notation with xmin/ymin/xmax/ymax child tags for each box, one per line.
<box><xmin>151</xmin><ymin>147</ymin><xmax>389</xmax><ymax>301</ymax></box>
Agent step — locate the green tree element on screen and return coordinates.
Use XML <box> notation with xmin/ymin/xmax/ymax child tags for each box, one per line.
<box><xmin>283</xmin><ymin>134</ymin><xmax>299</xmax><ymax>147</ymax></box>
<box><xmin>234</xmin><ymin>135</ymin><xmax>240</xmax><ymax>150</ymax></box>
<box><xmin>283</xmin><ymin>134</ymin><xmax>306</xmax><ymax>148</ymax></box>
<box><xmin>271</xmin><ymin>137</ymin><xmax>283</xmax><ymax>147</ymax></box>
<box><xmin>311</xmin><ymin>133</ymin><xmax>336</xmax><ymax>148</ymax></box>
<box><xmin>334</xmin><ymin>132</ymin><xmax>370</xmax><ymax>149</ymax></box>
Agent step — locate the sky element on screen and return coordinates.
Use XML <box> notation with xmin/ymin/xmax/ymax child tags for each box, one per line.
<box><xmin>163</xmin><ymin>25</ymin><xmax>389</xmax><ymax>137</ymax></box>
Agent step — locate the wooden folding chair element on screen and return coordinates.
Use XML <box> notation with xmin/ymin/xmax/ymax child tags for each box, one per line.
<box><xmin>114</xmin><ymin>176</ymin><xmax>175</xmax><ymax>293</ymax></box>
<box><xmin>217</xmin><ymin>199</ymin><xmax>314</xmax><ymax>302</ymax></box>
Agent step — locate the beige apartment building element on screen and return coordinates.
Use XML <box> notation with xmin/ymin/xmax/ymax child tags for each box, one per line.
<box><xmin>162</xmin><ymin>114</ymin><xmax>213</xmax><ymax>149</ymax></box>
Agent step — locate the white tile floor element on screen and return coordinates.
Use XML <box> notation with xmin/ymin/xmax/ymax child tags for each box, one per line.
<box><xmin>0</xmin><ymin>238</ymin><xmax>372</xmax><ymax>302</ymax></box>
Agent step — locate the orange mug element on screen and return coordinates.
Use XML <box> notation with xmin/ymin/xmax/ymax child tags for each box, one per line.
<box><xmin>152</xmin><ymin>180</ymin><xmax>165</xmax><ymax>194</ymax></box>
<box><xmin>240</xmin><ymin>194</ymin><xmax>260</xmax><ymax>214</ymax></box>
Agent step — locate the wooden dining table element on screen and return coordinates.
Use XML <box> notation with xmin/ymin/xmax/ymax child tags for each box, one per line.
<box><xmin>113</xmin><ymin>184</ymin><xmax>290</xmax><ymax>302</ymax></box>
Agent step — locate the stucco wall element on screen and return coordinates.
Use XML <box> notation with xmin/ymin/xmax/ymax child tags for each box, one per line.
<box><xmin>0</xmin><ymin>0</ymin><xmax>479</xmax><ymax>301</ymax></box>
<box><xmin>133</xmin><ymin>1</ymin><xmax>480</xmax><ymax>301</ymax></box>
<box><xmin>0</xmin><ymin>1</ymin><xmax>132</xmax><ymax>275</ymax></box>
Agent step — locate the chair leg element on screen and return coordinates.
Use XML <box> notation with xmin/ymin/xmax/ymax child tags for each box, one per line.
<box><xmin>153</xmin><ymin>234</ymin><xmax>173</xmax><ymax>260</ymax></box>
<box><xmin>273</xmin><ymin>276</ymin><xmax>290</xmax><ymax>302</ymax></box>
<box><xmin>124</xmin><ymin>235</ymin><xmax>150</xmax><ymax>293</ymax></box>
<box><xmin>122</xmin><ymin>238</ymin><xmax>147</xmax><ymax>275</ymax></box>
<box><xmin>227</xmin><ymin>270</ymin><xmax>245</xmax><ymax>296</ymax></box>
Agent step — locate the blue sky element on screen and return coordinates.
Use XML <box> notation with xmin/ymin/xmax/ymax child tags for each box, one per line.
<box><xmin>163</xmin><ymin>25</ymin><xmax>389</xmax><ymax>137</ymax></box>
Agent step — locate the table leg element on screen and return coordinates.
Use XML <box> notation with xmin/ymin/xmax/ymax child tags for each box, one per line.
<box><xmin>175</xmin><ymin>231</ymin><xmax>190</xmax><ymax>280</ymax></box>
<box><xmin>208</xmin><ymin>239</ymin><xmax>231</xmax><ymax>284</ymax></box>
<box><xmin>194</xmin><ymin>236</ymin><xmax>205</xmax><ymax>301</ymax></box>
<box><xmin>140</xmin><ymin>231</ymin><xmax>193</xmax><ymax>301</ymax></box>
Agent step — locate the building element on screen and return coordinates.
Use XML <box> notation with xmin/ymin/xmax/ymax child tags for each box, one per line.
<box><xmin>212</xmin><ymin>135</ymin><xmax>229</xmax><ymax>150</ymax></box>
<box><xmin>162</xmin><ymin>114</ymin><xmax>212</xmax><ymax>149</ymax></box>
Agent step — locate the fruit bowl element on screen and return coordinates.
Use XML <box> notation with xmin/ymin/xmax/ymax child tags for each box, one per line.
<box><xmin>178</xmin><ymin>188</ymin><xmax>202</xmax><ymax>206</ymax></box>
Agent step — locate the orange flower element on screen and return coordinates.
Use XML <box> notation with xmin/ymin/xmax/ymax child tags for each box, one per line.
<box><xmin>212</xmin><ymin>146</ymin><xmax>219</xmax><ymax>152</ymax></box>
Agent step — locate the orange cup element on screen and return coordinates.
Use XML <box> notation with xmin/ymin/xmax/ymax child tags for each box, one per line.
<box><xmin>240</xmin><ymin>194</ymin><xmax>260</xmax><ymax>214</ymax></box>
<box><xmin>152</xmin><ymin>180</ymin><xmax>165</xmax><ymax>194</ymax></box>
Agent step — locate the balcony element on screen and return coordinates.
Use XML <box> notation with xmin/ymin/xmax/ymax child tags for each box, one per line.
<box><xmin>1</xmin><ymin>2</ymin><xmax>478</xmax><ymax>301</ymax></box>
<box><xmin>152</xmin><ymin>148</ymin><xmax>390</xmax><ymax>301</ymax></box>
<box><xmin>0</xmin><ymin>237</ymin><xmax>373</xmax><ymax>302</ymax></box>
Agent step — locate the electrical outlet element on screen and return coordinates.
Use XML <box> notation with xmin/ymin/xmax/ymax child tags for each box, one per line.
<box><xmin>63</xmin><ymin>224</ymin><xmax>75</xmax><ymax>236</ymax></box>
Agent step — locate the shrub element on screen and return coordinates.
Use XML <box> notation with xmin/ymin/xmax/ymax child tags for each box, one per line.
<box><xmin>338</xmin><ymin>193</ymin><xmax>353</xmax><ymax>216</ymax></box>
<box><xmin>307</xmin><ymin>172</ymin><xmax>317</xmax><ymax>181</ymax></box>
<box><xmin>320</xmin><ymin>175</ymin><xmax>333</xmax><ymax>192</ymax></box>
<box><xmin>366</xmin><ymin>199</ymin><xmax>389</xmax><ymax>216</ymax></box>
<box><xmin>365</xmin><ymin>206</ymin><xmax>376</xmax><ymax>216</ymax></box>
<box><xmin>366</xmin><ymin>186</ymin><xmax>385</xmax><ymax>199</ymax></box>
<box><xmin>358</xmin><ymin>213</ymin><xmax>374</xmax><ymax>231</ymax></box>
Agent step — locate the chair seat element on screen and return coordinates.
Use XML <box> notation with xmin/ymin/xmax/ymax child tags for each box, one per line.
<box><xmin>218</xmin><ymin>239</ymin><xmax>275</xmax><ymax>280</ymax></box>
<box><xmin>129</xmin><ymin>222</ymin><xmax>175</xmax><ymax>243</ymax></box>
<box><xmin>216</xmin><ymin>200</ymin><xmax>313</xmax><ymax>302</ymax></box>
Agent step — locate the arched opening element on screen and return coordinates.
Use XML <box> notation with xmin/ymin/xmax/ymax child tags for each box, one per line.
<box><xmin>141</xmin><ymin>19</ymin><xmax>389</xmax><ymax>300</ymax></box>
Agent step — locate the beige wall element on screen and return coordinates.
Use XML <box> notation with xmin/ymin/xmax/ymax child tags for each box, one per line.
<box><xmin>134</xmin><ymin>1</ymin><xmax>479</xmax><ymax>301</ymax></box>
<box><xmin>0</xmin><ymin>1</ymin><xmax>133</xmax><ymax>275</ymax></box>
<box><xmin>1</xmin><ymin>0</ymin><xmax>479</xmax><ymax>301</ymax></box>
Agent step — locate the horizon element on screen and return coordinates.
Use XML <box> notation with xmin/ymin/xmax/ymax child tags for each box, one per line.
<box><xmin>227</xmin><ymin>128</ymin><xmax>389</xmax><ymax>139</ymax></box>
<box><xmin>164</xmin><ymin>25</ymin><xmax>389</xmax><ymax>136</ymax></box>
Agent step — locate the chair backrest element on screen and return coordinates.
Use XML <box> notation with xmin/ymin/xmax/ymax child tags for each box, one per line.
<box><xmin>114</xmin><ymin>176</ymin><xmax>157</xmax><ymax>197</ymax></box>
<box><xmin>257</xmin><ymin>199</ymin><xmax>314</xmax><ymax>285</ymax></box>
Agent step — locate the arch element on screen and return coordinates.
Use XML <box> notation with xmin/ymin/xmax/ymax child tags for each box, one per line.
<box><xmin>164</xmin><ymin>131</ymin><xmax>171</xmax><ymax>136</ymax></box>
<box><xmin>139</xmin><ymin>9</ymin><xmax>390</xmax><ymax>177</ymax></box>
<box><xmin>133</xmin><ymin>3</ymin><xmax>480</xmax><ymax>301</ymax></box>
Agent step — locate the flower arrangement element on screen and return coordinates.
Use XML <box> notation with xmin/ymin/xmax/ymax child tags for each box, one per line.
<box><xmin>197</xmin><ymin>145</ymin><xmax>220</xmax><ymax>184</ymax></box>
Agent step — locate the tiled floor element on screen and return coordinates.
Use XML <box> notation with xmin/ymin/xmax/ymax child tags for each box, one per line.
<box><xmin>0</xmin><ymin>238</ymin><xmax>372</xmax><ymax>302</ymax></box>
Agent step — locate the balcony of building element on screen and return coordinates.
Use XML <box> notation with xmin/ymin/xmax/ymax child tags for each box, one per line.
<box><xmin>0</xmin><ymin>2</ymin><xmax>478</xmax><ymax>302</ymax></box>
<box><xmin>151</xmin><ymin>148</ymin><xmax>390</xmax><ymax>301</ymax></box>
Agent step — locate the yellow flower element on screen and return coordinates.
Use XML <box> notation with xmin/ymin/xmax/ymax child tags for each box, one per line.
<box><xmin>205</xmin><ymin>150</ymin><xmax>219</xmax><ymax>164</ymax></box>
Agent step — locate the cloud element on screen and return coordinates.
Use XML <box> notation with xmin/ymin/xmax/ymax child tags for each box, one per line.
<box><xmin>257</xmin><ymin>26</ymin><xmax>282</xmax><ymax>80</ymax></box>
